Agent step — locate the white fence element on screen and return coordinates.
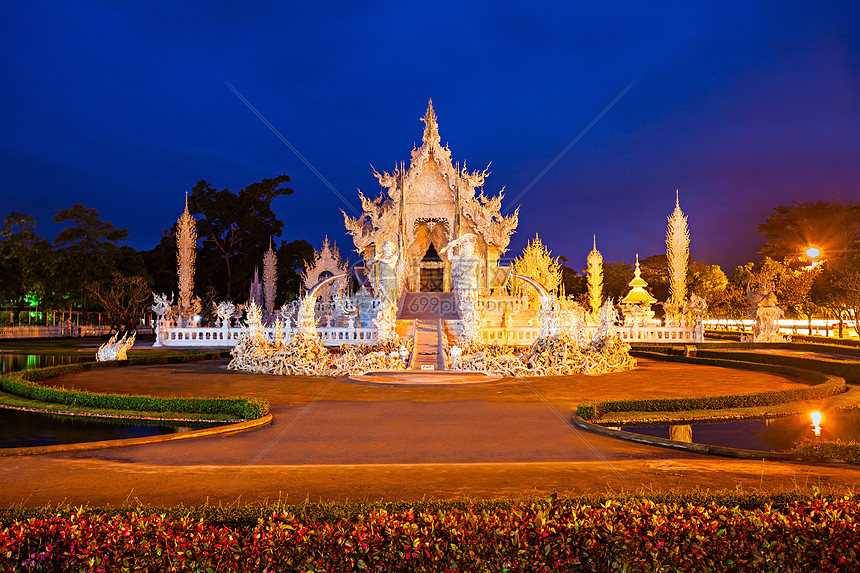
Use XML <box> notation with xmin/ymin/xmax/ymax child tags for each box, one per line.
<box><xmin>479</xmin><ymin>325</ymin><xmax>702</xmax><ymax>345</ymax></box>
<box><xmin>161</xmin><ymin>324</ymin><xmax>379</xmax><ymax>347</ymax></box>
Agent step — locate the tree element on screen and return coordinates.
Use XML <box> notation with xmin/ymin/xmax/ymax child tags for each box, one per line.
<box><xmin>687</xmin><ymin>260</ymin><xmax>728</xmax><ymax>309</ymax></box>
<box><xmin>0</xmin><ymin>212</ymin><xmax>53</xmax><ymax>323</ymax></box>
<box><xmin>602</xmin><ymin>261</ymin><xmax>634</xmax><ymax>302</ymax></box>
<box><xmin>821</xmin><ymin>239</ymin><xmax>860</xmax><ymax>337</ymax></box>
<box><xmin>53</xmin><ymin>204</ymin><xmax>129</xmax><ymax>323</ymax></box>
<box><xmin>188</xmin><ymin>175</ymin><xmax>293</xmax><ymax>300</ymax></box>
<box><xmin>757</xmin><ymin>201</ymin><xmax>860</xmax><ymax>263</ymax></box>
<box><xmin>277</xmin><ymin>239</ymin><xmax>316</xmax><ymax>302</ymax></box>
<box><xmin>88</xmin><ymin>273</ymin><xmax>151</xmax><ymax>334</ymax></box>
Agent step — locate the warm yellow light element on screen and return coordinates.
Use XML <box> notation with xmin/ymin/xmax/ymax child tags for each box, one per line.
<box><xmin>806</xmin><ymin>247</ymin><xmax>821</xmax><ymax>259</ymax></box>
<box><xmin>811</xmin><ymin>411</ymin><xmax>823</xmax><ymax>426</ymax></box>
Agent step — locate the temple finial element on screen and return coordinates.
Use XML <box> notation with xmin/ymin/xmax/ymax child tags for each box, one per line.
<box><xmin>421</xmin><ymin>98</ymin><xmax>440</xmax><ymax>145</ymax></box>
<box><xmin>675</xmin><ymin>189</ymin><xmax>680</xmax><ymax>209</ymax></box>
<box><xmin>593</xmin><ymin>234</ymin><xmax>597</xmax><ymax>250</ymax></box>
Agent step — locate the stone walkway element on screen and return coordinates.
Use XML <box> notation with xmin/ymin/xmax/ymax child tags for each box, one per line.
<box><xmin>1</xmin><ymin>358</ymin><xmax>858</xmax><ymax>506</ymax></box>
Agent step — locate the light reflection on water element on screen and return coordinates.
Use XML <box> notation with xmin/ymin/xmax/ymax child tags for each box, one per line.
<box><xmin>0</xmin><ymin>352</ymin><xmax>220</xmax><ymax>448</ymax></box>
<box><xmin>0</xmin><ymin>408</ymin><xmax>196</xmax><ymax>449</ymax></box>
<box><xmin>0</xmin><ymin>353</ymin><xmax>92</xmax><ymax>374</ymax></box>
<box><xmin>624</xmin><ymin>410</ymin><xmax>860</xmax><ymax>452</ymax></box>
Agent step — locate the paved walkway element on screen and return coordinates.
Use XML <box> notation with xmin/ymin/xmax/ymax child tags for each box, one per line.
<box><xmin>2</xmin><ymin>358</ymin><xmax>859</xmax><ymax>506</ymax></box>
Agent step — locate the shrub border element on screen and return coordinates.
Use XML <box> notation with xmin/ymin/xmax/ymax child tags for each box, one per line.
<box><xmin>578</xmin><ymin>351</ymin><xmax>845</xmax><ymax>420</ymax></box>
<box><xmin>0</xmin><ymin>350</ymin><xmax>269</xmax><ymax>421</ymax></box>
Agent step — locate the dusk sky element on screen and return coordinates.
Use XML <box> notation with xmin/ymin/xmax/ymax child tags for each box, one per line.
<box><xmin>2</xmin><ymin>1</ymin><xmax>858</xmax><ymax>273</ymax></box>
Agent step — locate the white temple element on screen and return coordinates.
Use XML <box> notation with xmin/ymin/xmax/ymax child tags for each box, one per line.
<box><xmin>344</xmin><ymin>100</ymin><xmax>518</xmax><ymax>295</ymax></box>
<box><xmin>156</xmin><ymin>102</ymin><xmax>705</xmax><ymax>350</ymax></box>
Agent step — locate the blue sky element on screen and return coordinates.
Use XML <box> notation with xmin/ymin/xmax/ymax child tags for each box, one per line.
<box><xmin>2</xmin><ymin>1</ymin><xmax>858</xmax><ymax>272</ymax></box>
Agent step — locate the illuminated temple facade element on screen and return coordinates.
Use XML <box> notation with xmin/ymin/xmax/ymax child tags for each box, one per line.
<box><xmin>343</xmin><ymin>100</ymin><xmax>519</xmax><ymax>293</ymax></box>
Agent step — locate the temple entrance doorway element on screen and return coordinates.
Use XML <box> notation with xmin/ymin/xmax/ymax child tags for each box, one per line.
<box><xmin>419</xmin><ymin>244</ymin><xmax>444</xmax><ymax>292</ymax></box>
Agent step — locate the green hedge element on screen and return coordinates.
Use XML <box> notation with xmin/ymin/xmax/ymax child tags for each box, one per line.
<box><xmin>0</xmin><ymin>352</ymin><xmax>268</xmax><ymax>420</ymax></box>
<box><xmin>789</xmin><ymin>439</ymin><xmax>860</xmax><ymax>464</ymax></box>
<box><xmin>577</xmin><ymin>374</ymin><xmax>845</xmax><ymax>420</ymax></box>
<box><xmin>633</xmin><ymin>343</ymin><xmax>860</xmax><ymax>384</ymax></box>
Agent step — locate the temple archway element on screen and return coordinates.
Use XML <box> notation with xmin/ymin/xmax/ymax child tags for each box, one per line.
<box><xmin>408</xmin><ymin>221</ymin><xmax>450</xmax><ymax>292</ymax></box>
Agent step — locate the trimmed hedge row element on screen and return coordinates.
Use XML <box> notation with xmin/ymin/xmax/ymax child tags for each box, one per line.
<box><xmin>693</xmin><ymin>349</ymin><xmax>860</xmax><ymax>384</ymax></box>
<box><xmin>790</xmin><ymin>439</ymin><xmax>860</xmax><ymax>464</ymax></box>
<box><xmin>1</xmin><ymin>489</ymin><xmax>848</xmax><ymax>526</ymax></box>
<box><xmin>0</xmin><ymin>352</ymin><xmax>268</xmax><ymax>420</ymax></box>
<box><xmin>2</xmin><ymin>495</ymin><xmax>857</xmax><ymax>572</ymax></box>
<box><xmin>578</xmin><ymin>355</ymin><xmax>845</xmax><ymax>420</ymax></box>
<box><xmin>634</xmin><ymin>343</ymin><xmax>860</xmax><ymax>383</ymax></box>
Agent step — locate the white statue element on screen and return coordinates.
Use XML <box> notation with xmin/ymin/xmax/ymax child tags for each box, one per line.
<box><xmin>441</xmin><ymin>234</ymin><xmax>483</xmax><ymax>340</ymax></box>
<box><xmin>214</xmin><ymin>301</ymin><xmax>236</xmax><ymax>328</ymax></box>
<box><xmin>510</xmin><ymin>273</ymin><xmax>560</xmax><ymax>339</ymax></box>
<box><xmin>149</xmin><ymin>292</ymin><xmax>174</xmax><ymax>347</ymax></box>
<box><xmin>96</xmin><ymin>331</ymin><xmax>136</xmax><ymax>361</ymax></box>
<box><xmin>596</xmin><ymin>299</ymin><xmax>618</xmax><ymax>342</ymax></box>
<box><xmin>745</xmin><ymin>280</ymin><xmax>785</xmax><ymax>342</ymax></box>
<box><xmin>298</xmin><ymin>274</ymin><xmax>347</xmax><ymax>338</ymax></box>
<box><xmin>368</xmin><ymin>240</ymin><xmax>399</xmax><ymax>341</ymax></box>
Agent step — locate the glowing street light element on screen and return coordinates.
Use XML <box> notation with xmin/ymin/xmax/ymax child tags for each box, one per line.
<box><xmin>811</xmin><ymin>411</ymin><xmax>823</xmax><ymax>436</ymax></box>
<box><xmin>805</xmin><ymin>246</ymin><xmax>821</xmax><ymax>259</ymax></box>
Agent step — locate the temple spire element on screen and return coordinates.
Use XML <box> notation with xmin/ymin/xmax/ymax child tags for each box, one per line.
<box><xmin>421</xmin><ymin>98</ymin><xmax>440</xmax><ymax>146</ymax></box>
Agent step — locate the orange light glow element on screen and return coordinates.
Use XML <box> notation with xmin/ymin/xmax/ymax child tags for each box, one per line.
<box><xmin>806</xmin><ymin>247</ymin><xmax>821</xmax><ymax>259</ymax></box>
<box><xmin>811</xmin><ymin>411</ymin><xmax>823</xmax><ymax>426</ymax></box>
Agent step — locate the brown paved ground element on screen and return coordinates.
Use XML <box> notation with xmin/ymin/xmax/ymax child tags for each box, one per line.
<box><xmin>1</xmin><ymin>358</ymin><xmax>858</xmax><ymax>506</ymax></box>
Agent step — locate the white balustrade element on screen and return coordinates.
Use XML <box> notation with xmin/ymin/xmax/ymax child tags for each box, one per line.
<box><xmin>479</xmin><ymin>325</ymin><xmax>702</xmax><ymax>345</ymax></box>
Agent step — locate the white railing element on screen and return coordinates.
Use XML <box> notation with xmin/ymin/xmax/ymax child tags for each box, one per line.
<box><xmin>480</xmin><ymin>327</ymin><xmax>541</xmax><ymax>344</ymax></box>
<box><xmin>161</xmin><ymin>324</ymin><xmax>379</xmax><ymax>347</ymax></box>
<box><xmin>317</xmin><ymin>326</ymin><xmax>378</xmax><ymax>345</ymax></box>
<box><xmin>618</xmin><ymin>325</ymin><xmax>701</xmax><ymax>343</ymax></box>
<box><xmin>164</xmin><ymin>327</ymin><xmax>244</xmax><ymax>346</ymax></box>
<box><xmin>479</xmin><ymin>325</ymin><xmax>702</xmax><ymax>345</ymax></box>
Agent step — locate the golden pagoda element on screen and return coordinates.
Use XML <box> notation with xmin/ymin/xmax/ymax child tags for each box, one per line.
<box><xmin>621</xmin><ymin>254</ymin><xmax>658</xmax><ymax>326</ymax></box>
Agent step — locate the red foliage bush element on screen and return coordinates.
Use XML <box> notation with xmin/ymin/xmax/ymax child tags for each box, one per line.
<box><xmin>1</xmin><ymin>497</ymin><xmax>858</xmax><ymax>572</ymax></box>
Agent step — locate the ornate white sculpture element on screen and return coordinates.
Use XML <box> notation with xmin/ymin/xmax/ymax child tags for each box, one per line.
<box><xmin>510</xmin><ymin>273</ymin><xmax>560</xmax><ymax>339</ymax></box>
<box><xmin>149</xmin><ymin>292</ymin><xmax>174</xmax><ymax>347</ymax></box>
<box><xmin>263</xmin><ymin>240</ymin><xmax>278</xmax><ymax>313</ymax></box>
<box><xmin>176</xmin><ymin>196</ymin><xmax>197</xmax><ymax>326</ymax></box>
<box><xmin>744</xmin><ymin>279</ymin><xmax>786</xmax><ymax>342</ymax></box>
<box><xmin>302</xmin><ymin>236</ymin><xmax>348</xmax><ymax>304</ymax></box>
<box><xmin>368</xmin><ymin>241</ymin><xmax>399</xmax><ymax>341</ymax></box>
<box><xmin>586</xmin><ymin>236</ymin><xmax>603</xmax><ymax>322</ymax></box>
<box><xmin>441</xmin><ymin>234</ymin><xmax>483</xmax><ymax>340</ymax></box>
<box><xmin>688</xmin><ymin>292</ymin><xmax>708</xmax><ymax>343</ymax></box>
<box><xmin>595</xmin><ymin>299</ymin><xmax>618</xmax><ymax>342</ymax></box>
<box><xmin>298</xmin><ymin>273</ymin><xmax>347</xmax><ymax>338</ymax></box>
<box><xmin>666</xmin><ymin>190</ymin><xmax>689</xmax><ymax>325</ymax></box>
<box><xmin>96</xmin><ymin>331</ymin><xmax>136</xmax><ymax>361</ymax></box>
<box><xmin>214</xmin><ymin>301</ymin><xmax>236</xmax><ymax>328</ymax></box>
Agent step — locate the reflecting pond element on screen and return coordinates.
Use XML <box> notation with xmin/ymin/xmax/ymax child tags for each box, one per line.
<box><xmin>623</xmin><ymin>410</ymin><xmax>860</xmax><ymax>452</ymax></box>
<box><xmin>0</xmin><ymin>352</ymin><xmax>223</xmax><ymax>449</ymax></box>
<box><xmin>0</xmin><ymin>409</ymin><xmax>213</xmax><ymax>449</ymax></box>
<box><xmin>0</xmin><ymin>353</ymin><xmax>92</xmax><ymax>374</ymax></box>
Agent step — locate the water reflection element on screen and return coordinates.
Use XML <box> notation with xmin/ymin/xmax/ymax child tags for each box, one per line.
<box><xmin>0</xmin><ymin>352</ymin><xmax>222</xmax><ymax>448</ymax></box>
<box><xmin>0</xmin><ymin>409</ymin><xmax>205</xmax><ymax>449</ymax></box>
<box><xmin>0</xmin><ymin>353</ymin><xmax>92</xmax><ymax>374</ymax></box>
<box><xmin>625</xmin><ymin>410</ymin><xmax>860</xmax><ymax>453</ymax></box>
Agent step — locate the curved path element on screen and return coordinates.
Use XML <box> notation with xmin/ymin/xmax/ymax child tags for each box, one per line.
<box><xmin>1</xmin><ymin>358</ymin><xmax>858</xmax><ymax>506</ymax></box>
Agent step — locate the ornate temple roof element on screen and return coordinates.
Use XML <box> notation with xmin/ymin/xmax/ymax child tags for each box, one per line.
<box><xmin>343</xmin><ymin>100</ymin><xmax>518</xmax><ymax>257</ymax></box>
<box><xmin>621</xmin><ymin>254</ymin><xmax>657</xmax><ymax>305</ymax></box>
